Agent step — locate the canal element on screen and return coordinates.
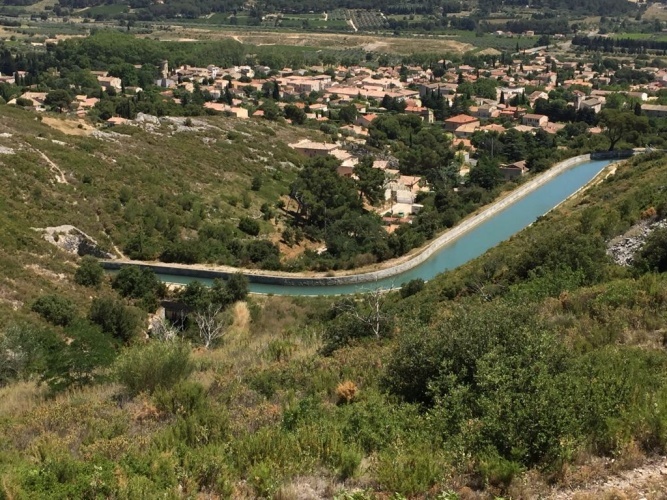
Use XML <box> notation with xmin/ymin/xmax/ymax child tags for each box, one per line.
<box><xmin>142</xmin><ymin>158</ymin><xmax>614</xmax><ymax>295</ymax></box>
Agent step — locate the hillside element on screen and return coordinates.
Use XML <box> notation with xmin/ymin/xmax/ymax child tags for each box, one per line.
<box><xmin>1</xmin><ymin>112</ymin><xmax>667</xmax><ymax>499</ymax></box>
<box><xmin>0</xmin><ymin>105</ymin><xmax>317</xmax><ymax>320</ymax></box>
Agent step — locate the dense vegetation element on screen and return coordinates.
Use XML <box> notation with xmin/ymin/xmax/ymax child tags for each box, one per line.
<box><xmin>573</xmin><ymin>35</ymin><xmax>667</xmax><ymax>55</ymax></box>
<box><xmin>1</xmin><ymin>149</ymin><xmax>667</xmax><ymax>497</ymax></box>
<box><xmin>479</xmin><ymin>0</ymin><xmax>634</xmax><ymax>15</ymax></box>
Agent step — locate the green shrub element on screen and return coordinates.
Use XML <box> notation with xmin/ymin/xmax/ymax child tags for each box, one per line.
<box><xmin>376</xmin><ymin>444</ymin><xmax>444</xmax><ymax>496</ymax></box>
<box><xmin>634</xmin><ymin>227</ymin><xmax>667</xmax><ymax>273</ymax></box>
<box><xmin>115</xmin><ymin>341</ymin><xmax>193</xmax><ymax>396</ymax></box>
<box><xmin>181</xmin><ymin>445</ymin><xmax>234</xmax><ymax>496</ymax></box>
<box><xmin>248</xmin><ymin>461</ymin><xmax>280</xmax><ymax>498</ymax></box>
<box><xmin>74</xmin><ymin>256</ymin><xmax>104</xmax><ymax>287</ymax></box>
<box><xmin>0</xmin><ymin>323</ymin><xmax>55</xmax><ymax>385</ymax></box>
<box><xmin>400</xmin><ymin>278</ymin><xmax>425</xmax><ymax>298</ymax></box>
<box><xmin>478</xmin><ymin>453</ymin><xmax>524</xmax><ymax>490</ymax></box>
<box><xmin>238</xmin><ymin>217</ymin><xmax>260</xmax><ymax>236</ymax></box>
<box><xmin>154</xmin><ymin>380</ymin><xmax>207</xmax><ymax>416</ymax></box>
<box><xmin>31</xmin><ymin>294</ymin><xmax>77</xmax><ymax>327</ymax></box>
<box><xmin>112</xmin><ymin>266</ymin><xmax>165</xmax><ymax>307</ymax></box>
<box><xmin>336</xmin><ymin>447</ymin><xmax>362</xmax><ymax>480</ymax></box>
<box><xmin>89</xmin><ymin>297</ymin><xmax>142</xmax><ymax>343</ymax></box>
<box><xmin>42</xmin><ymin>320</ymin><xmax>116</xmax><ymax>392</ymax></box>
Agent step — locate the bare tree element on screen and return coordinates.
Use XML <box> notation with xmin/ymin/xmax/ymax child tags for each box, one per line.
<box><xmin>335</xmin><ymin>282</ymin><xmax>393</xmax><ymax>339</ymax></box>
<box><xmin>150</xmin><ymin>317</ymin><xmax>179</xmax><ymax>342</ymax></box>
<box><xmin>193</xmin><ymin>304</ymin><xmax>226</xmax><ymax>349</ymax></box>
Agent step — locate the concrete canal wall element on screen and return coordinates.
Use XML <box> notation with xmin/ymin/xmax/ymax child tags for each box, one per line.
<box><xmin>102</xmin><ymin>153</ymin><xmax>613</xmax><ymax>288</ymax></box>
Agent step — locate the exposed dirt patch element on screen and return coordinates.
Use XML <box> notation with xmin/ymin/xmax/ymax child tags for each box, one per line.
<box><xmin>28</xmin><ymin>144</ymin><xmax>69</xmax><ymax>184</ymax></box>
<box><xmin>0</xmin><ymin>284</ymin><xmax>22</xmax><ymax>311</ymax></box>
<box><xmin>644</xmin><ymin>3</ymin><xmax>667</xmax><ymax>21</ymax></box>
<box><xmin>550</xmin><ymin>456</ymin><xmax>667</xmax><ymax>499</ymax></box>
<box><xmin>42</xmin><ymin>116</ymin><xmax>94</xmax><ymax>136</ymax></box>
<box><xmin>477</xmin><ymin>47</ymin><xmax>502</xmax><ymax>56</ymax></box>
<box><xmin>362</xmin><ymin>40</ymin><xmax>390</xmax><ymax>51</ymax></box>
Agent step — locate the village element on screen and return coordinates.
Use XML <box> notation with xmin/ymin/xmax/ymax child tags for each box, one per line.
<box><xmin>4</xmin><ymin>45</ymin><xmax>667</xmax><ymax>232</ymax></box>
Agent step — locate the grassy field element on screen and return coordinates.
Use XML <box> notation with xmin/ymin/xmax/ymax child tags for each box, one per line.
<box><xmin>79</xmin><ymin>4</ymin><xmax>129</xmax><ymax>17</ymax></box>
<box><xmin>23</xmin><ymin>0</ymin><xmax>59</xmax><ymax>13</ymax></box>
<box><xmin>610</xmin><ymin>32</ymin><xmax>667</xmax><ymax>42</ymax></box>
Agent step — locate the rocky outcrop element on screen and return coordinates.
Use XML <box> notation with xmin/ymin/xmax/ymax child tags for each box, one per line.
<box><xmin>607</xmin><ymin>219</ymin><xmax>667</xmax><ymax>266</ymax></box>
<box><xmin>34</xmin><ymin>225</ymin><xmax>115</xmax><ymax>259</ymax></box>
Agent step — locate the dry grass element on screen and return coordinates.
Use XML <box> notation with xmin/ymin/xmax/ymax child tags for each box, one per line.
<box><xmin>335</xmin><ymin>380</ymin><xmax>358</xmax><ymax>404</ymax></box>
<box><xmin>274</xmin><ymin>476</ymin><xmax>338</xmax><ymax>499</ymax></box>
<box><xmin>230</xmin><ymin>301</ymin><xmax>250</xmax><ymax>333</ymax></box>
<box><xmin>643</xmin><ymin>3</ymin><xmax>667</xmax><ymax>21</ymax></box>
<box><xmin>0</xmin><ymin>380</ymin><xmax>46</xmax><ymax>418</ymax></box>
<box><xmin>24</xmin><ymin>0</ymin><xmax>59</xmax><ymax>12</ymax></box>
<box><xmin>41</xmin><ymin>116</ymin><xmax>95</xmax><ymax>136</ymax></box>
<box><xmin>143</xmin><ymin>28</ymin><xmax>473</xmax><ymax>54</ymax></box>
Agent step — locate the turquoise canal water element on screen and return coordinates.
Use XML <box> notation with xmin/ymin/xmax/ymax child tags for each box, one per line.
<box><xmin>154</xmin><ymin>159</ymin><xmax>613</xmax><ymax>295</ymax></box>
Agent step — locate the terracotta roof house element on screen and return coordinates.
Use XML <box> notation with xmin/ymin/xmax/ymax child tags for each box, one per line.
<box><xmin>356</xmin><ymin>113</ymin><xmax>378</xmax><ymax>128</ymax></box>
<box><xmin>444</xmin><ymin>114</ymin><xmax>479</xmax><ymax>132</ymax></box>
<box><xmin>499</xmin><ymin>160</ymin><xmax>529</xmax><ymax>180</ymax></box>
<box><xmin>288</xmin><ymin>139</ymin><xmax>340</xmax><ymax>157</ymax></box>
<box><xmin>453</xmin><ymin>123</ymin><xmax>479</xmax><ymax>138</ymax></box>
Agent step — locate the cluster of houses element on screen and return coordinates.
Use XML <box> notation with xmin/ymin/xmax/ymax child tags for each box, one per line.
<box><xmin>288</xmin><ymin>138</ymin><xmax>427</xmax><ymax>226</ymax></box>
<box><xmin>4</xmin><ymin>46</ymin><xmax>667</xmax><ymax>228</ymax></box>
<box><xmin>146</xmin><ymin>51</ymin><xmax>667</xmax><ymax>133</ymax></box>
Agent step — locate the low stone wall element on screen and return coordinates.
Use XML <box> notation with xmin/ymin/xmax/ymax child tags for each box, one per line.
<box><xmin>102</xmin><ymin>153</ymin><xmax>606</xmax><ymax>289</ymax></box>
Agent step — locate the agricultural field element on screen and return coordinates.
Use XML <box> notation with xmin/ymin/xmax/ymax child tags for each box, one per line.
<box><xmin>610</xmin><ymin>32</ymin><xmax>667</xmax><ymax>42</ymax></box>
<box><xmin>272</xmin><ymin>13</ymin><xmax>350</xmax><ymax>31</ymax></box>
<box><xmin>349</xmin><ymin>9</ymin><xmax>386</xmax><ymax>30</ymax></box>
<box><xmin>78</xmin><ymin>3</ymin><xmax>129</xmax><ymax>17</ymax></box>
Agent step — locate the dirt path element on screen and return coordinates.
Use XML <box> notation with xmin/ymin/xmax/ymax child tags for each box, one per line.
<box><xmin>27</xmin><ymin>144</ymin><xmax>68</xmax><ymax>184</ymax></box>
<box><xmin>111</xmin><ymin>242</ymin><xmax>127</xmax><ymax>259</ymax></box>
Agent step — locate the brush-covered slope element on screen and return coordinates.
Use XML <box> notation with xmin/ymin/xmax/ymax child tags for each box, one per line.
<box><xmin>0</xmin><ymin>105</ymin><xmax>310</xmax><ymax>320</ymax></box>
<box><xmin>1</xmin><ymin>152</ymin><xmax>667</xmax><ymax>498</ymax></box>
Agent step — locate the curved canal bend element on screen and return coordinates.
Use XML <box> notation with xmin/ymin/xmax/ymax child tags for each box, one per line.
<box><xmin>104</xmin><ymin>156</ymin><xmax>615</xmax><ymax>296</ymax></box>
